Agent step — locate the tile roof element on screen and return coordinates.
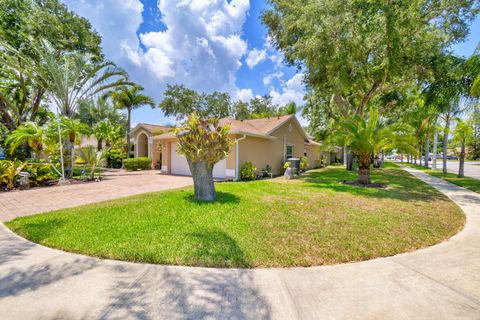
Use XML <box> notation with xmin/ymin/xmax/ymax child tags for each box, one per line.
<box><xmin>132</xmin><ymin>123</ymin><xmax>172</xmax><ymax>134</ymax></box>
<box><xmin>153</xmin><ymin>115</ymin><xmax>313</xmax><ymax>141</ymax></box>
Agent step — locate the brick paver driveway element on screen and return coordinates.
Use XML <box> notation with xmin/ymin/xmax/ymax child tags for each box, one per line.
<box><xmin>0</xmin><ymin>170</ymin><xmax>192</xmax><ymax>221</ymax></box>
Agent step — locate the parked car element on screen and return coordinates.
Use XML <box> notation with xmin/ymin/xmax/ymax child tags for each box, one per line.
<box><xmin>446</xmin><ymin>155</ymin><xmax>458</xmax><ymax>160</ymax></box>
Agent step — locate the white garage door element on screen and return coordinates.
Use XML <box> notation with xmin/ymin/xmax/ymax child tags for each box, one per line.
<box><xmin>170</xmin><ymin>142</ymin><xmax>226</xmax><ymax>179</ymax></box>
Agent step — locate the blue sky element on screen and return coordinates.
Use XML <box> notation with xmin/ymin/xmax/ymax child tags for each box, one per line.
<box><xmin>61</xmin><ymin>0</ymin><xmax>479</xmax><ymax>126</ymax></box>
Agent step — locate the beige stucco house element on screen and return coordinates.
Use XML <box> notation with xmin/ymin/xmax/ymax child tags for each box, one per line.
<box><xmin>132</xmin><ymin>115</ymin><xmax>329</xmax><ymax>180</ymax></box>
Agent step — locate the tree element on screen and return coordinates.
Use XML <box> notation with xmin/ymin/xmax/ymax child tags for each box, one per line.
<box><xmin>175</xmin><ymin>113</ymin><xmax>233</xmax><ymax>201</ymax></box>
<box><xmin>0</xmin><ymin>0</ymin><xmax>102</xmax><ymax>130</ymax></box>
<box><xmin>263</xmin><ymin>0</ymin><xmax>479</xmax><ymax>120</ymax></box>
<box><xmin>204</xmin><ymin>91</ymin><xmax>232</xmax><ymax>118</ymax></box>
<box><xmin>278</xmin><ymin>102</ymin><xmax>297</xmax><ymax>116</ymax></box>
<box><xmin>77</xmin><ymin>96</ymin><xmax>126</xmax><ymax>128</ymax></box>
<box><xmin>232</xmin><ymin>100</ymin><xmax>250</xmax><ymax>120</ymax></box>
<box><xmin>249</xmin><ymin>95</ymin><xmax>277</xmax><ymax>118</ymax></box>
<box><xmin>264</xmin><ymin>0</ymin><xmax>479</xmax><ymax>170</ymax></box>
<box><xmin>336</xmin><ymin>108</ymin><xmax>416</xmax><ymax>184</ymax></box>
<box><xmin>453</xmin><ymin>119</ymin><xmax>474</xmax><ymax>178</ymax></box>
<box><xmin>60</xmin><ymin>117</ymin><xmax>90</xmax><ymax>177</ymax></box>
<box><xmin>159</xmin><ymin>84</ymin><xmax>203</xmax><ymax>120</ymax></box>
<box><xmin>77</xmin><ymin>145</ymin><xmax>106</xmax><ymax>180</ymax></box>
<box><xmin>159</xmin><ymin>84</ymin><xmax>234</xmax><ymax>120</ymax></box>
<box><xmin>424</xmin><ymin>55</ymin><xmax>479</xmax><ymax>173</ymax></box>
<box><xmin>5</xmin><ymin>121</ymin><xmax>62</xmax><ymax>176</ymax></box>
<box><xmin>111</xmin><ymin>85</ymin><xmax>155</xmax><ymax>156</ymax></box>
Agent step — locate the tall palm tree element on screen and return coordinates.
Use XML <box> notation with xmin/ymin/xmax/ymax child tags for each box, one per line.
<box><xmin>5</xmin><ymin>122</ymin><xmax>62</xmax><ymax>177</ymax></box>
<box><xmin>110</xmin><ymin>86</ymin><xmax>155</xmax><ymax>157</ymax></box>
<box><xmin>453</xmin><ymin>119</ymin><xmax>473</xmax><ymax>178</ymax></box>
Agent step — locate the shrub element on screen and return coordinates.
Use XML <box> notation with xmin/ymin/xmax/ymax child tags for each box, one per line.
<box><xmin>106</xmin><ymin>148</ymin><xmax>126</xmax><ymax>168</ymax></box>
<box><xmin>0</xmin><ymin>160</ymin><xmax>27</xmax><ymax>190</ymax></box>
<box><xmin>283</xmin><ymin>161</ymin><xmax>291</xmax><ymax>170</ymax></box>
<box><xmin>240</xmin><ymin>161</ymin><xmax>256</xmax><ymax>180</ymax></box>
<box><xmin>123</xmin><ymin>157</ymin><xmax>151</xmax><ymax>171</ymax></box>
<box><xmin>300</xmin><ymin>156</ymin><xmax>309</xmax><ymax>172</ymax></box>
<box><xmin>24</xmin><ymin>163</ymin><xmax>58</xmax><ymax>186</ymax></box>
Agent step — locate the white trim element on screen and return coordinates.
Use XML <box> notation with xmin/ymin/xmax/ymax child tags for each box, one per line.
<box><xmin>226</xmin><ymin>169</ymin><xmax>235</xmax><ymax>177</ymax></box>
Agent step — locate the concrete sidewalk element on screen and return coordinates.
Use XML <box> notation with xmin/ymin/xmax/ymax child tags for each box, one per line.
<box><xmin>0</xmin><ymin>167</ymin><xmax>479</xmax><ymax>319</ymax></box>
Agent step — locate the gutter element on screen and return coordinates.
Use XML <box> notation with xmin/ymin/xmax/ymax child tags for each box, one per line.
<box><xmin>234</xmin><ymin>134</ymin><xmax>247</xmax><ymax>181</ymax></box>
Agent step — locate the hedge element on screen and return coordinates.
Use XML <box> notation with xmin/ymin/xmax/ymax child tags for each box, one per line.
<box><xmin>123</xmin><ymin>157</ymin><xmax>152</xmax><ymax>171</ymax></box>
<box><xmin>107</xmin><ymin>148</ymin><xmax>127</xmax><ymax>169</ymax></box>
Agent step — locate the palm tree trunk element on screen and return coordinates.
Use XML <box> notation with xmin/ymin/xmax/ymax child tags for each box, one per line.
<box><xmin>458</xmin><ymin>140</ymin><xmax>465</xmax><ymax>178</ymax></box>
<box><xmin>70</xmin><ymin>142</ymin><xmax>75</xmax><ymax>179</ymax></box>
<box><xmin>358</xmin><ymin>154</ymin><xmax>371</xmax><ymax>184</ymax></box>
<box><xmin>188</xmin><ymin>160</ymin><xmax>216</xmax><ymax>201</ymax></box>
<box><xmin>443</xmin><ymin>117</ymin><xmax>450</xmax><ymax>174</ymax></box>
<box><xmin>98</xmin><ymin>139</ymin><xmax>103</xmax><ymax>151</ymax></box>
<box><xmin>126</xmin><ymin>107</ymin><xmax>132</xmax><ymax>158</ymax></box>
<box><xmin>424</xmin><ymin>131</ymin><xmax>430</xmax><ymax>168</ymax></box>
<box><xmin>432</xmin><ymin>125</ymin><xmax>438</xmax><ymax>170</ymax></box>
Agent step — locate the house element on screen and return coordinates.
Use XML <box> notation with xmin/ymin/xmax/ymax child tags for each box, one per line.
<box><xmin>132</xmin><ymin>115</ymin><xmax>328</xmax><ymax>180</ymax></box>
<box><xmin>130</xmin><ymin>123</ymin><xmax>172</xmax><ymax>167</ymax></box>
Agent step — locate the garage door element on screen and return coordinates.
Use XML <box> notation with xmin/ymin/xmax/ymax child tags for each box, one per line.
<box><xmin>170</xmin><ymin>142</ymin><xmax>226</xmax><ymax>179</ymax></box>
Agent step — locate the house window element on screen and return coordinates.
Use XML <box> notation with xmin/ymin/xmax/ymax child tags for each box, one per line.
<box><xmin>286</xmin><ymin>145</ymin><xmax>294</xmax><ymax>159</ymax></box>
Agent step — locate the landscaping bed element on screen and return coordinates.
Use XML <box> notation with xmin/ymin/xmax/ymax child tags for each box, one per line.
<box><xmin>6</xmin><ymin>164</ymin><xmax>465</xmax><ymax>268</ymax></box>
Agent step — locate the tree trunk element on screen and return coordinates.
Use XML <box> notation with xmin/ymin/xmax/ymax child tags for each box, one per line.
<box><xmin>424</xmin><ymin>131</ymin><xmax>430</xmax><ymax>168</ymax></box>
<box><xmin>357</xmin><ymin>154</ymin><xmax>371</xmax><ymax>184</ymax></box>
<box><xmin>458</xmin><ymin>140</ymin><xmax>465</xmax><ymax>178</ymax></box>
<box><xmin>443</xmin><ymin>118</ymin><xmax>450</xmax><ymax>174</ymax></box>
<box><xmin>126</xmin><ymin>107</ymin><xmax>132</xmax><ymax>157</ymax></box>
<box><xmin>98</xmin><ymin>139</ymin><xmax>103</xmax><ymax>151</ymax></box>
<box><xmin>69</xmin><ymin>139</ymin><xmax>75</xmax><ymax>179</ymax></box>
<box><xmin>432</xmin><ymin>125</ymin><xmax>438</xmax><ymax>170</ymax></box>
<box><xmin>188</xmin><ymin>160</ymin><xmax>216</xmax><ymax>201</ymax></box>
<box><xmin>346</xmin><ymin>151</ymin><xmax>353</xmax><ymax>171</ymax></box>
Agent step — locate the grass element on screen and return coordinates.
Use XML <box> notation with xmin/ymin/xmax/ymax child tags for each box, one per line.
<box><xmin>402</xmin><ymin>162</ymin><xmax>480</xmax><ymax>193</ymax></box>
<box><xmin>6</xmin><ymin>163</ymin><xmax>465</xmax><ymax>268</ymax></box>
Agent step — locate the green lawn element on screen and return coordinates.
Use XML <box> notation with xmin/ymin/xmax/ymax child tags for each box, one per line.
<box><xmin>402</xmin><ymin>163</ymin><xmax>480</xmax><ymax>193</ymax></box>
<box><xmin>6</xmin><ymin>164</ymin><xmax>464</xmax><ymax>268</ymax></box>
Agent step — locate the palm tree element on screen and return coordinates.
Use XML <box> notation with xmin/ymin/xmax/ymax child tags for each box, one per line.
<box><xmin>77</xmin><ymin>96</ymin><xmax>126</xmax><ymax>128</ymax></box>
<box><xmin>338</xmin><ymin>108</ymin><xmax>416</xmax><ymax>184</ymax></box>
<box><xmin>453</xmin><ymin>119</ymin><xmax>473</xmax><ymax>178</ymax></box>
<box><xmin>60</xmin><ymin>117</ymin><xmax>90</xmax><ymax>177</ymax></box>
<box><xmin>77</xmin><ymin>145</ymin><xmax>106</xmax><ymax>180</ymax></box>
<box><xmin>5</xmin><ymin>122</ymin><xmax>62</xmax><ymax>177</ymax></box>
<box><xmin>424</xmin><ymin>54</ymin><xmax>478</xmax><ymax>173</ymax></box>
<box><xmin>111</xmin><ymin>86</ymin><xmax>155</xmax><ymax>157</ymax></box>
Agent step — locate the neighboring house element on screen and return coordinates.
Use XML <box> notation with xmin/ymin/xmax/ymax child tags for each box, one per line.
<box><xmin>131</xmin><ymin>123</ymin><xmax>172</xmax><ymax>167</ymax></box>
<box><xmin>132</xmin><ymin>115</ymin><xmax>330</xmax><ymax>180</ymax></box>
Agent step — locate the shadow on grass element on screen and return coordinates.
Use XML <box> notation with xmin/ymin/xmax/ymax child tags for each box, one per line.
<box><xmin>301</xmin><ymin>167</ymin><xmax>446</xmax><ymax>202</ymax></box>
<box><xmin>8</xmin><ymin>218</ymin><xmax>66</xmax><ymax>243</ymax></box>
<box><xmin>183</xmin><ymin>191</ymin><xmax>240</xmax><ymax>205</ymax></box>
<box><xmin>185</xmin><ymin>228</ymin><xmax>249</xmax><ymax>268</ymax></box>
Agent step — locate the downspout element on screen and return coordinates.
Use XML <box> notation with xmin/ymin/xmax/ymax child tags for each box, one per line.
<box><xmin>235</xmin><ymin>135</ymin><xmax>247</xmax><ymax>181</ymax></box>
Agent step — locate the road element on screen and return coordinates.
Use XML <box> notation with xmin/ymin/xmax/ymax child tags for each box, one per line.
<box><xmin>425</xmin><ymin>161</ymin><xmax>480</xmax><ymax>179</ymax></box>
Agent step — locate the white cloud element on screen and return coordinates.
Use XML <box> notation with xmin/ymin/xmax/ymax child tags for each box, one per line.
<box><xmin>245</xmin><ymin>48</ymin><xmax>267</xmax><ymax>69</ymax></box>
<box><xmin>270</xmin><ymin>73</ymin><xmax>306</xmax><ymax>106</ymax></box>
<box><xmin>235</xmin><ymin>88</ymin><xmax>254</xmax><ymax>102</ymax></box>
<box><xmin>61</xmin><ymin>0</ymin><xmax>250</xmax><ymax>103</ymax></box>
<box><xmin>262</xmin><ymin>71</ymin><xmax>284</xmax><ymax>86</ymax></box>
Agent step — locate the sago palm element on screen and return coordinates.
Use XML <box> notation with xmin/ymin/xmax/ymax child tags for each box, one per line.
<box><xmin>110</xmin><ymin>86</ymin><xmax>155</xmax><ymax>156</ymax></box>
<box><xmin>339</xmin><ymin>108</ymin><xmax>416</xmax><ymax>184</ymax></box>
